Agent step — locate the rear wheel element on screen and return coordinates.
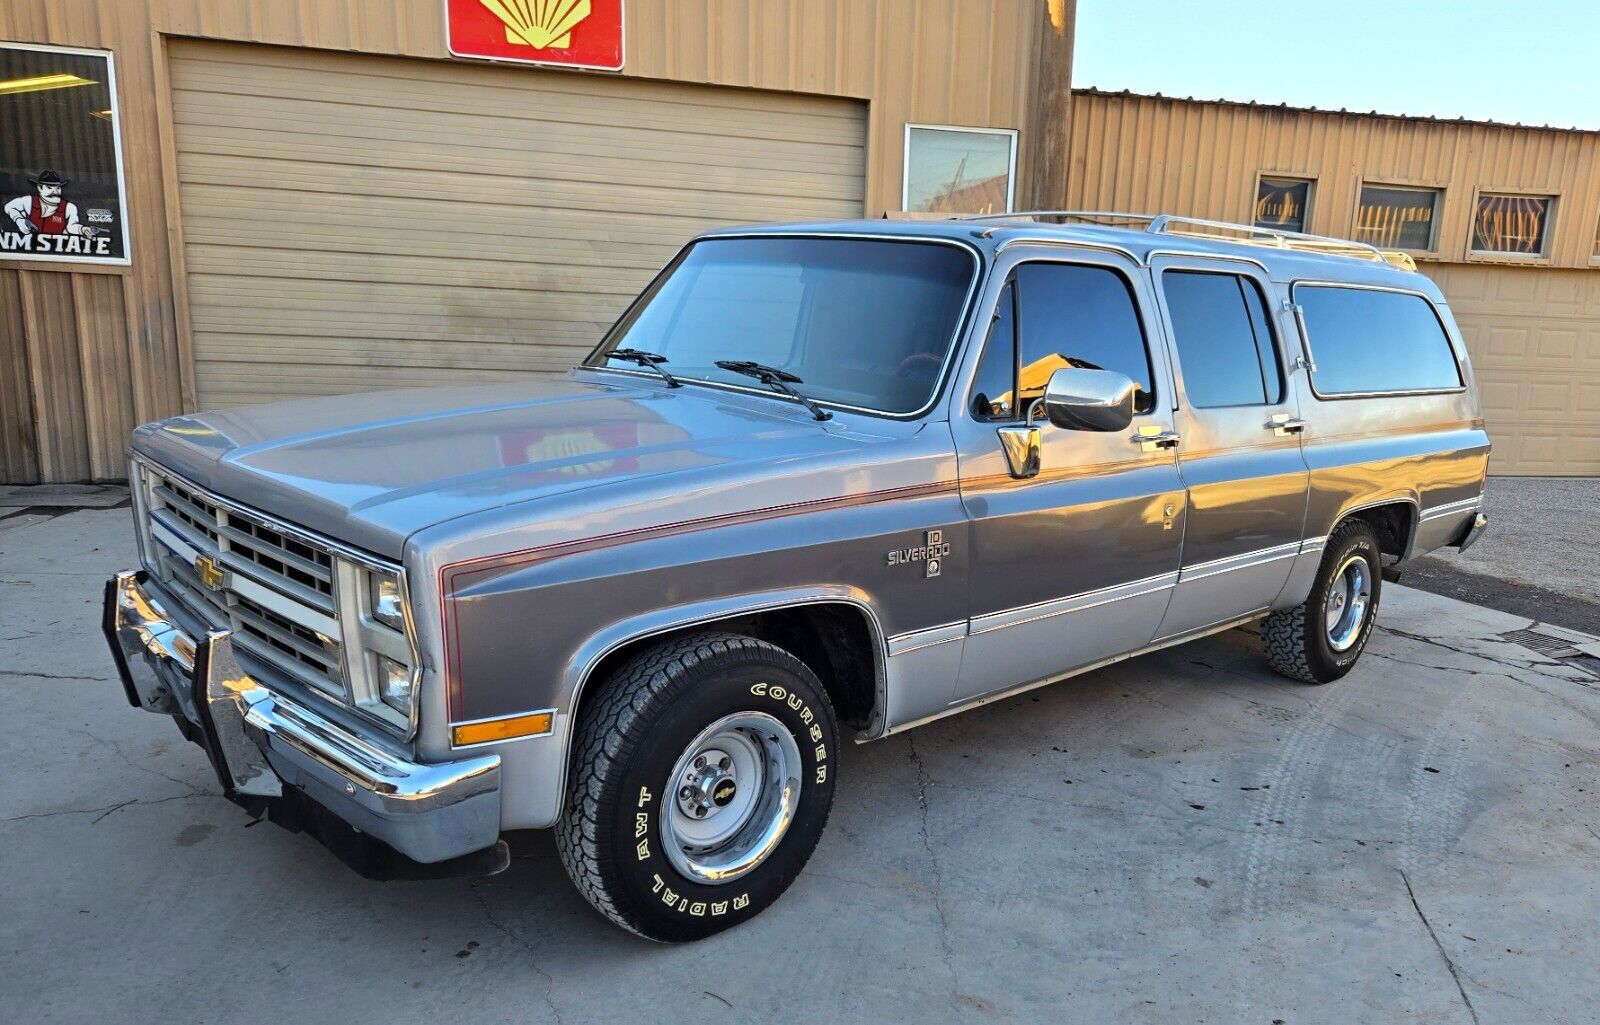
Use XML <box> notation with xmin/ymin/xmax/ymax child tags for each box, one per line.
<box><xmin>556</xmin><ymin>632</ymin><xmax>837</xmax><ymax>941</ymax></box>
<box><xmin>1263</xmin><ymin>519</ymin><xmax>1382</xmax><ymax>684</ymax></box>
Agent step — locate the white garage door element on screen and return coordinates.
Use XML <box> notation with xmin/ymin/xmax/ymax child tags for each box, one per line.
<box><xmin>168</xmin><ymin>41</ymin><xmax>867</xmax><ymax>408</ymax></box>
<box><xmin>1427</xmin><ymin>263</ymin><xmax>1600</xmax><ymax>476</ymax></box>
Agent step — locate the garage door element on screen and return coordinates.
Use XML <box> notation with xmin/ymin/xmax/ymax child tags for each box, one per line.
<box><xmin>1427</xmin><ymin>264</ymin><xmax>1600</xmax><ymax>476</ymax></box>
<box><xmin>168</xmin><ymin>41</ymin><xmax>866</xmax><ymax>409</ymax></box>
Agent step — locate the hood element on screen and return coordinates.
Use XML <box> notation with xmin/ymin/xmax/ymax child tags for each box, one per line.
<box><xmin>131</xmin><ymin>375</ymin><xmax>892</xmax><ymax>558</ymax></box>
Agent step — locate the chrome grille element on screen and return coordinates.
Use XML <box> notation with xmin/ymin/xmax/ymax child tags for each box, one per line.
<box><xmin>139</xmin><ymin>464</ymin><xmax>346</xmax><ymax>698</ymax></box>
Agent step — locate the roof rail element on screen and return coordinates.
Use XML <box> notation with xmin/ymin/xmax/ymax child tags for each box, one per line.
<box><xmin>1147</xmin><ymin>214</ymin><xmax>1418</xmax><ymax>271</ymax></box>
<box><xmin>951</xmin><ymin>210</ymin><xmax>1417</xmax><ymax>271</ymax></box>
<box><xmin>949</xmin><ymin>210</ymin><xmax>1159</xmax><ymax>226</ymax></box>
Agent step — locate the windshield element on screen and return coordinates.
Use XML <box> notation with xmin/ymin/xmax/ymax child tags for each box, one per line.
<box><xmin>588</xmin><ymin>237</ymin><xmax>977</xmax><ymax>415</ymax></box>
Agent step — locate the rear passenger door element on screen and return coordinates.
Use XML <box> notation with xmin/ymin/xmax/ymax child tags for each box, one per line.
<box><xmin>1149</xmin><ymin>256</ymin><xmax>1310</xmax><ymax>639</ymax></box>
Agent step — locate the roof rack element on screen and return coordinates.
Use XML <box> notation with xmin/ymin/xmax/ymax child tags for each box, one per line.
<box><xmin>950</xmin><ymin>210</ymin><xmax>1418</xmax><ymax>271</ymax></box>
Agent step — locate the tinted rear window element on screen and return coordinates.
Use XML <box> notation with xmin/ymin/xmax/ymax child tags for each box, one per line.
<box><xmin>1298</xmin><ymin>286</ymin><xmax>1462</xmax><ymax>395</ymax></box>
<box><xmin>1162</xmin><ymin>270</ymin><xmax>1283</xmax><ymax>408</ymax></box>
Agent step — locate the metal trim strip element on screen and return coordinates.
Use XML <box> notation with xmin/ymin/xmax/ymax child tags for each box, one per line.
<box><xmin>1178</xmin><ymin>541</ymin><xmax>1304</xmax><ymax>583</ymax></box>
<box><xmin>969</xmin><ymin>571</ymin><xmax>1180</xmax><ymax>637</ymax></box>
<box><xmin>886</xmin><ymin>621</ymin><xmax>967</xmax><ymax>657</ymax></box>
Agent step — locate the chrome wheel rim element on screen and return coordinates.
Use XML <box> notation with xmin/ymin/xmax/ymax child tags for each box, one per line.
<box><xmin>1324</xmin><ymin>554</ymin><xmax>1371</xmax><ymax>652</ymax></box>
<box><xmin>661</xmin><ymin>711</ymin><xmax>802</xmax><ymax>885</ymax></box>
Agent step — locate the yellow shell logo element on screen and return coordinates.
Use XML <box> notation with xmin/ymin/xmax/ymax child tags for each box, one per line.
<box><xmin>480</xmin><ymin>0</ymin><xmax>591</xmax><ymax>50</ymax></box>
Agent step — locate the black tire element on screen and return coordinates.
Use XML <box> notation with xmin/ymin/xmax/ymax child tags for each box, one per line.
<box><xmin>1263</xmin><ymin>519</ymin><xmax>1383</xmax><ymax>684</ymax></box>
<box><xmin>555</xmin><ymin>632</ymin><xmax>837</xmax><ymax>941</ymax></box>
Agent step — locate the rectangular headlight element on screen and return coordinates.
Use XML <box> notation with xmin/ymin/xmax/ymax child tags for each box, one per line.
<box><xmin>370</xmin><ymin>573</ymin><xmax>406</xmax><ymax>631</ymax></box>
<box><xmin>377</xmin><ymin>654</ymin><xmax>414</xmax><ymax>712</ymax></box>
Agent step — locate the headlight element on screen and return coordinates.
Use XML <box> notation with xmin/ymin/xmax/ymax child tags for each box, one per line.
<box><xmin>377</xmin><ymin>654</ymin><xmax>414</xmax><ymax>712</ymax></box>
<box><xmin>371</xmin><ymin>574</ymin><xmax>406</xmax><ymax>630</ymax></box>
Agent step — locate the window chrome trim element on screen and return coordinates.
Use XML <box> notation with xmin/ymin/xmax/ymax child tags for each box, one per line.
<box><xmin>901</xmin><ymin>122</ymin><xmax>1019</xmax><ymax>214</ymax></box>
<box><xmin>1288</xmin><ymin>280</ymin><xmax>1468</xmax><ymax>400</ymax></box>
<box><xmin>582</xmin><ymin>231</ymin><xmax>987</xmax><ymax>422</ymax></box>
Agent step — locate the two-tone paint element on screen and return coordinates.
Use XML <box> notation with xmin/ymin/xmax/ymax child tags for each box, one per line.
<box><xmin>126</xmin><ymin>216</ymin><xmax>1490</xmax><ymax>834</ymax></box>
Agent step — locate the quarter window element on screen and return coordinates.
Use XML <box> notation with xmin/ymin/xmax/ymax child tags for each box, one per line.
<box><xmin>1162</xmin><ymin>271</ymin><xmax>1283</xmax><ymax>408</ymax></box>
<box><xmin>1254</xmin><ymin>176</ymin><xmax>1313</xmax><ymax>234</ymax></box>
<box><xmin>1471</xmin><ymin>193</ymin><xmax>1554</xmax><ymax>255</ymax></box>
<box><xmin>1298</xmin><ymin>286</ymin><xmax>1462</xmax><ymax>396</ymax></box>
<box><xmin>1354</xmin><ymin>184</ymin><xmax>1441</xmax><ymax>251</ymax></box>
<box><xmin>970</xmin><ymin>262</ymin><xmax>1156</xmax><ymax>418</ymax></box>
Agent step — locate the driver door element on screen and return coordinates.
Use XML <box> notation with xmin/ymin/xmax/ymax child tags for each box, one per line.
<box><xmin>949</xmin><ymin>249</ymin><xmax>1187</xmax><ymax>704</ymax></box>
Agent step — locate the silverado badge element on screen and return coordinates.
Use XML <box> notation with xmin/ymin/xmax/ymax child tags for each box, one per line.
<box><xmin>194</xmin><ymin>554</ymin><xmax>226</xmax><ymax>591</ymax></box>
<box><xmin>887</xmin><ymin>530</ymin><xmax>951</xmax><ymax>579</ymax></box>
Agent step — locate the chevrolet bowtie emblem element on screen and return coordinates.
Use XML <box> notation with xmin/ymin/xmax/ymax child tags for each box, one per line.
<box><xmin>194</xmin><ymin>554</ymin><xmax>226</xmax><ymax>591</ymax></box>
<box><xmin>480</xmin><ymin>0</ymin><xmax>591</xmax><ymax>50</ymax></box>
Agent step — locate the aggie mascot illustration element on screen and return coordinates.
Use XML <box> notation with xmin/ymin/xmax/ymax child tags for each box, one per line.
<box><xmin>2</xmin><ymin>170</ymin><xmax>111</xmax><ymax>257</ymax></box>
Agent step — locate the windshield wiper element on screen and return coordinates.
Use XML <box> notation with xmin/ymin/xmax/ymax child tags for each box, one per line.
<box><xmin>715</xmin><ymin>360</ymin><xmax>832</xmax><ymax>421</ymax></box>
<box><xmin>605</xmin><ymin>348</ymin><xmax>680</xmax><ymax>388</ymax></box>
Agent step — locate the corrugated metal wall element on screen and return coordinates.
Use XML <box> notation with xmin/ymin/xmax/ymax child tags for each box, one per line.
<box><xmin>0</xmin><ymin>0</ymin><xmax>1062</xmax><ymax>482</ymax></box>
<box><xmin>1067</xmin><ymin>90</ymin><xmax>1600</xmax><ymax>269</ymax></box>
<box><xmin>1067</xmin><ymin>90</ymin><xmax>1600</xmax><ymax>475</ymax></box>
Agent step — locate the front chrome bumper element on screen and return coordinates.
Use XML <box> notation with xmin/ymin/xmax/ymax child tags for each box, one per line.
<box><xmin>104</xmin><ymin>570</ymin><xmax>502</xmax><ymax>865</ymax></box>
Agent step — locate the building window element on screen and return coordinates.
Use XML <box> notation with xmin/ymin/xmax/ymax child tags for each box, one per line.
<box><xmin>1472</xmin><ymin>193</ymin><xmax>1554</xmax><ymax>256</ymax></box>
<box><xmin>902</xmin><ymin>125</ymin><xmax>1017</xmax><ymax>215</ymax></box>
<box><xmin>1254</xmin><ymin>176</ymin><xmax>1313</xmax><ymax>234</ymax></box>
<box><xmin>1353</xmin><ymin>184</ymin><xmax>1440</xmax><ymax>252</ymax></box>
<box><xmin>0</xmin><ymin>43</ymin><xmax>129</xmax><ymax>265</ymax></box>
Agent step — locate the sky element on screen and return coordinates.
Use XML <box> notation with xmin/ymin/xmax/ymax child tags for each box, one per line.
<box><xmin>1073</xmin><ymin>0</ymin><xmax>1600</xmax><ymax>130</ymax></box>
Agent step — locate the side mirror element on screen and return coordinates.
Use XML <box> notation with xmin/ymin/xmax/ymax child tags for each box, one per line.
<box><xmin>1041</xmin><ymin>367</ymin><xmax>1136</xmax><ymax>433</ymax></box>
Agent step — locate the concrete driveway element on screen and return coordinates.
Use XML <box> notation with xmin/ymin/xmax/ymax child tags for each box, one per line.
<box><xmin>3</xmin><ymin>507</ymin><xmax>1598</xmax><ymax>1025</ymax></box>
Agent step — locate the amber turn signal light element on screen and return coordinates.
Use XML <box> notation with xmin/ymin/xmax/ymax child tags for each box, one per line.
<box><xmin>452</xmin><ymin>711</ymin><xmax>554</xmax><ymax>746</ymax></box>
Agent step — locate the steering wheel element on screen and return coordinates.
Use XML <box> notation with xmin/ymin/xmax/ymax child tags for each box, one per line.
<box><xmin>896</xmin><ymin>353</ymin><xmax>941</xmax><ymax>379</ymax></box>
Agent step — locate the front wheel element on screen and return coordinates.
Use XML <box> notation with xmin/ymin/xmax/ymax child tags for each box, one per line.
<box><xmin>556</xmin><ymin>632</ymin><xmax>837</xmax><ymax>941</ymax></box>
<box><xmin>1263</xmin><ymin>519</ymin><xmax>1382</xmax><ymax>684</ymax></box>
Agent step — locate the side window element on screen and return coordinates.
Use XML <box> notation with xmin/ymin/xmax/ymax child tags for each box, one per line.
<box><xmin>970</xmin><ymin>280</ymin><xmax>1017</xmax><ymax>418</ymax></box>
<box><xmin>1162</xmin><ymin>270</ymin><xmax>1285</xmax><ymax>408</ymax></box>
<box><xmin>1298</xmin><ymin>285</ymin><xmax>1463</xmax><ymax>395</ymax></box>
<box><xmin>1013</xmin><ymin>262</ymin><xmax>1155</xmax><ymax>414</ymax></box>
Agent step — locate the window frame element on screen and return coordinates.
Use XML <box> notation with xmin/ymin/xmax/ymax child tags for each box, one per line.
<box><xmin>1352</xmin><ymin>181</ymin><xmax>1444</xmax><ymax>254</ymax></box>
<box><xmin>583</xmin><ymin>231</ymin><xmax>987</xmax><ymax>422</ymax></box>
<box><xmin>1468</xmin><ymin>188</ymin><xmax>1559</xmax><ymax>260</ymax></box>
<box><xmin>963</xmin><ymin>255</ymin><xmax>1160</xmax><ymax>422</ymax></box>
<box><xmin>901</xmin><ymin>123</ymin><xmax>1019</xmax><ymax>215</ymax></box>
<box><xmin>1158</xmin><ymin>267</ymin><xmax>1287</xmax><ymax>411</ymax></box>
<box><xmin>0</xmin><ymin>41</ymin><xmax>132</xmax><ymax>268</ymax></box>
<box><xmin>1253</xmin><ymin>173</ymin><xmax>1317</xmax><ymax>235</ymax></box>
<box><xmin>1289</xmin><ymin>280</ymin><xmax>1466</xmax><ymax>400</ymax></box>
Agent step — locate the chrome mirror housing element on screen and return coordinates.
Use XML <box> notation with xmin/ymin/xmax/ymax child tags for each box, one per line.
<box><xmin>1042</xmin><ymin>367</ymin><xmax>1136</xmax><ymax>432</ymax></box>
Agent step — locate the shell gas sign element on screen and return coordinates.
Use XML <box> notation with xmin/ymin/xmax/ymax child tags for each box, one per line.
<box><xmin>446</xmin><ymin>0</ymin><xmax>625</xmax><ymax>71</ymax></box>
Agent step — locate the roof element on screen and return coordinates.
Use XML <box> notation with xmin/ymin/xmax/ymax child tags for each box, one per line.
<box><xmin>699</xmin><ymin>215</ymin><xmax>1436</xmax><ymax>294</ymax></box>
<box><xmin>1074</xmin><ymin>86</ymin><xmax>1600</xmax><ymax>137</ymax></box>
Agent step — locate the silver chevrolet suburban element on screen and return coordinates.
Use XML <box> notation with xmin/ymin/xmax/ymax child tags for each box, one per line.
<box><xmin>105</xmin><ymin>212</ymin><xmax>1490</xmax><ymax>941</ymax></box>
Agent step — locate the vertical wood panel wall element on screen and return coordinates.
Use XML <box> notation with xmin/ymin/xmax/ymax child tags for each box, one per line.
<box><xmin>0</xmin><ymin>0</ymin><xmax>1060</xmax><ymax>482</ymax></box>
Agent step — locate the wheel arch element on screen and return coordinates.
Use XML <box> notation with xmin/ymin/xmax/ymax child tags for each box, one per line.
<box><xmin>562</xmin><ymin>589</ymin><xmax>888</xmax><ymax>751</ymax></box>
<box><xmin>1336</xmin><ymin>496</ymin><xmax>1421</xmax><ymax>563</ymax></box>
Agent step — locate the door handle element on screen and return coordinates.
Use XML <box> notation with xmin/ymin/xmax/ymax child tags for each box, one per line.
<box><xmin>1267</xmin><ymin>414</ymin><xmax>1307</xmax><ymax>436</ymax></box>
<box><xmin>1133</xmin><ymin>426</ymin><xmax>1181</xmax><ymax>451</ymax></box>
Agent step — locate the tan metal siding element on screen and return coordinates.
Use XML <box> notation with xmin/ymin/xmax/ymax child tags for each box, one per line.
<box><xmin>0</xmin><ymin>0</ymin><xmax>1051</xmax><ymax>482</ymax></box>
<box><xmin>1068</xmin><ymin>91</ymin><xmax>1600</xmax><ymax>269</ymax></box>
<box><xmin>168</xmin><ymin>40</ymin><xmax>867</xmax><ymax>407</ymax></box>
